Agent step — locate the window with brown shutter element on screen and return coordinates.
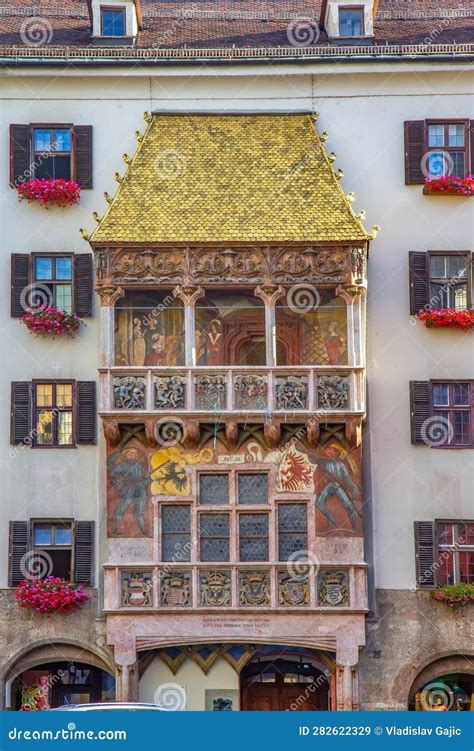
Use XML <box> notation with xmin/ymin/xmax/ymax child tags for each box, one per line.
<box><xmin>404</xmin><ymin>119</ymin><xmax>471</xmax><ymax>185</ymax></box>
<box><xmin>74</xmin><ymin>521</ymin><xmax>95</xmax><ymax>585</ymax></box>
<box><xmin>409</xmin><ymin>251</ymin><xmax>472</xmax><ymax>315</ymax></box>
<box><xmin>10</xmin><ymin>252</ymin><xmax>94</xmax><ymax>318</ymax></box>
<box><xmin>404</xmin><ymin>121</ymin><xmax>425</xmax><ymax>185</ymax></box>
<box><xmin>10</xmin><ymin>382</ymin><xmax>32</xmax><ymax>445</ymax></box>
<box><xmin>8</xmin><ymin>521</ymin><xmax>29</xmax><ymax>586</ymax></box>
<box><xmin>410</xmin><ymin>380</ymin><xmax>474</xmax><ymax>448</ymax></box>
<box><xmin>409</xmin><ymin>380</ymin><xmax>430</xmax><ymax>445</ymax></box>
<box><xmin>9</xmin><ymin>124</ymin><xmax>93</xmax><ymax>188</ymax></box>
<box><xmin>76</xmin><ymin>381</ymin><xmax>97</xmax><ymax>445</ymax></box>
<box><xmin>415</xmin><ymin>520</ymin><xmax>474</xmax><ymax>588</ymax></box>
<box><xmin>414</xmin><ymin>521</ymin><xmax>436</xmax><ymax>587</ymax></box>
<box><xmin>409</xmin><ymin>252</ymin><xmax>429</xmax><ymax>315</ymax></box>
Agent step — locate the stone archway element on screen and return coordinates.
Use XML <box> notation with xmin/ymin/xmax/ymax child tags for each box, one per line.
<box><xmin>408</xmin><ymin>655</ymin><xmax>474</xmax><ymax>711</ymax></box>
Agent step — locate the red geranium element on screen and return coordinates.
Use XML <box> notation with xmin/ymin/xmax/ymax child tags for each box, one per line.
<box><xmin>416</xmin><ymin>308</ymin><xmax>473</xmax><ymax>331</ymax></box>
<box><xmin>17</xmin><ymin>178</ymin><xmax>80</xmax><ymax>208</ymax></box>
<box><xmin>20</xmin><ymin>307</ymin><xmax>81</xmax><ymax>337</ymax></box>
<box><xmin>424</xmin><ymin>174</ymin><xmax>474</xmax><ymax>196</ymax></box>
<box><xmin>16</xmin><ymin>577</ymin><xmax>89</xmax><ymax>614</ymax></box>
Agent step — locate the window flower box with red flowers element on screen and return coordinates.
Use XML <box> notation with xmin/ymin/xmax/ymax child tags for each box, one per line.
<box><xmin>20</xmin><ymin>307</ymin><xmax>81</xmax><ymax>337</ymax></box>
<box><xmin>431</xmin><ymin>583</ymin><xmax>474</xmax><ymax>611</ymax></box>
<box><xmin>416</xmin><ymin>308</ymin><xmax>473</xmax><ymax>331</ymax></box>
<box><xmin>17</xmin><ymin>178</ymin><xmax>80</xmax><ymax>208</ymax></box>
<box><xmin>423</xmin><ymin>175</ymin><xmax>474</xmax><ymax>196</ymax></box>
<box><xmin>16</xmin><ymin>577</ymin><xmax>89</xmax><ymax>614</ymax></box>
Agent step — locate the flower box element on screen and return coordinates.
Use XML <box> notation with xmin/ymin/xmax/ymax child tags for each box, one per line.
<box><xmin>423</xmin><ymin>174</ymin><xmax>474</xmax><ymax>196</ymax></box>
<box><xmin>431</xmin><ymin>583</ymin><xmax>474</xmax><ymax>610</ymax></box>
<box><xmin>416</xmin><ymin>308</ymin><xmax>473</xmax><ymax>331</ymax></box>
<box><xmin>20</xmin><ymin>307</ymin><xmax>81</xmax><ymax>337</ymax></box>
<box><xmin>17</xmin><ymin>178</ymin><xmax>80</xmax><ymax>208</ymax></box>
<box><xmin>16</xmin><ymin>577</ymin><xmax>89</xmax><ymax>614</ymax></box>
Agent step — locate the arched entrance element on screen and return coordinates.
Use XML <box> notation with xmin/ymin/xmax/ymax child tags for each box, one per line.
<box><xmin>408</xmin><ymin>655</ymin><xmax>474</xmax><ymax>711</ymax></box>
<box><xmin>240</xmin><ymin>646</ymin><xmax>331</xmax><ymax>711</ymax></box>
<box><xmin>11</xmin><ymin>661</ymin><xmax>116</xmax><ymax>710</ymax></box>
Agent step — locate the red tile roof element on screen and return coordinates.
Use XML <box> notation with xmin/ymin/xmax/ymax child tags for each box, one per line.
<box><xmin>0</xmin><ymin>1</ymin><xmax>471</xmax><ymax>55</ymax></box>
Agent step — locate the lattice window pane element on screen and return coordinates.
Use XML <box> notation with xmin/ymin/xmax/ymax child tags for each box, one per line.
<box><xmin>199</xmin><ymin>474</ymin><xmax>229</xmax><ymax>505</ymax></box>
<box><xmin>161</xmin><ymin>505</ymin><xmax>191</xmax><ymax>562</ymax></box>
<box><xmin>200</xmin><ymin>513</ymin><xmax>230</xmax><ymax>561</ymax></box>
<box><xmin>238</xmin><ymin>474</ymin><xmax>268</xmax><ymax>505</ymax></box>
<box><xmin>278</xmin><ymin>504</ymin><xmax>307</xmax><ymax>561</ymax></box>
<box><xmin>239</xmin><ymin>513</ymin><xmax>269</xmax><ymax>561</ymax></box>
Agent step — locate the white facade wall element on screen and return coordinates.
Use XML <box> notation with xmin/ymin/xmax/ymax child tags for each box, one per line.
<box><xmin>0</xmin><ymin>62</ymin><xmax>471</xmax><ymax>592</ymax></box>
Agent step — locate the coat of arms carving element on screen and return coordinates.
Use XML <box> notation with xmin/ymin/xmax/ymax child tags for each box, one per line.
<box><xmin>318</xmin><ymin>570</ymin><xmax>349</xmax><ymax>606</ymax></box>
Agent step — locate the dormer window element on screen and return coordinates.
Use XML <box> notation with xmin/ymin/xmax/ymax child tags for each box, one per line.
<box><xmin>101</xmin><ymin>7</ymin><xmax>126</xmax><ymax>37</ymax></box>
<box><xmin>339</xmin><ymin>7</ymin><xmax>364</xmax><ymax>37</ymax></box>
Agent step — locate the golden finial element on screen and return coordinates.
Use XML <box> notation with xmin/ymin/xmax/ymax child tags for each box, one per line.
<box><xmin>135</xmin><ymin>130</ymin><xmax>143</xmax><ymax>143</ymax></box>
<box><xmin>356</xmin><ymin>210</ymin><xmax>366</xmax><ymax>220</ymax></box>
<box><xmin>122</xmin><ymin>154</ymin><xmax>131</xmax><ymax>165</ymax></box>
<box><xmin>321</xmin><ymin>132</ymin><xmax>328</xmax><ymax>142</ymax></box>
<box><xmin>370</xmin><ymin>225</ymin><xmax>381</xmax><ymax>240</ymax></box>
<box><xmin>346</xmin><ymin>192</ymin><xmax>355</xmax><ymax>203</ymax></box>
<box><xmin>92</xmin><ymin>211</ymin><xmax>101</xmax><ymax>223</ymax></box>
<box><xmin>143</xmin><ymin>111</ymin><xmax>152</xmax><ymax>123</ymax></box>
<box><xmin>336</xmin><ymin>168</ymin><xmax>344</xmax><ymax>179</ymax></box>
<box><xmin>310</xmin><ymin>112</ymin><xmax>319</xmax><ymax>122</ymax></box>
<box><xmin>104</xmin><ymin>192</ymin><xmax>112</xmax><ymax>204</ymax></box>
<box><xmin>79</xmin><ymin>228</ymin><xmax>89</xmax><ymax>241</ymax></box>
<box><xmin>114</xmin><ymin>172</ymin><xmax>122</xmax><ymax>183</ymax></box>
<box><xmin>328</xmin><ymin>152</ymin><xmax>337</xmax><ymax>163</ymax></box>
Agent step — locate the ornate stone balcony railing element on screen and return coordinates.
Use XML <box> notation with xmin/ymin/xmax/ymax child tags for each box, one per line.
<box><xmin>100</xmin><ymin>366</ymin><xmax>365</xmax><ymax>416</ymax></box>
<box><xmin>104</xmin><ymin>563</ymin><xmax>368</xmax><ymax>613</ymax></box>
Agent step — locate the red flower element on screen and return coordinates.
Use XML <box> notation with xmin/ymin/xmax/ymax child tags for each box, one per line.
<box><xmin>17</xmin><ymin>179</ymin><xmax>80</xmax><ymax>208</ymax></box>
<box><xmin>424</xmin><ymin>174</ymin><xmax>474</xmax><ymax>196</ymax></box>
<box><xmin>19</xmin><ymin>307</ymin><xmax>81</xmax><ymax>338</ymax></box>
<box><xmin>15</xmin><ymin>576</ymin><xmax>89</xmax><ymax>613</ymax></box>
<box><xmin>416</xmin><ymin>308</ymin><xmax>473</xmax><ymax>331</ymax></box>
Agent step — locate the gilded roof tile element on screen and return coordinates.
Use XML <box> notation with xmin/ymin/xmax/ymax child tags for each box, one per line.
<box><xmin>91</xmin><ymin>114</ymin><xmax>368</xmax><ymax>244</ymax></box>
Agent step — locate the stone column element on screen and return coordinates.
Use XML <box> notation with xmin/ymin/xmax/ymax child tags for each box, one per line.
<box><xmin>254</xmin><ymin>285</ymin><xmax>285</xmax><ymax>367</ymax></box>
<box><xmin>174</xmin><ymin>285</ymin><xmax>204</xmax><ymax>367</ymax></box>
<box><xmin>116</xmin><ymin>661</ymin><xmax>139</xmax><ymax>702</ymax></box>
<box><xmin>336</xmin><ymin>285</ymin><xmax>365</xmax><ymax>368</ymax></box>
<box><xmin>96</xmin><ymin>284</ymin><xmax>125</xmax><ymax>368</ymax></box>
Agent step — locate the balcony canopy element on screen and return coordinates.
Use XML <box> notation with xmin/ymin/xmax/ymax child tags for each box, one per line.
<box><xmin>90</xmin><ymin>113</ymin><xmax>368</xmax><ymax>245</ymax></box>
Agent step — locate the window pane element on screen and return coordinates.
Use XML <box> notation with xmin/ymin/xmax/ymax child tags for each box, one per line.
<box><xmin>448</xmin><ymin>124</ymin><xmax>464</xmax><ymax>147</ymax></box>
<box><xmin>36</xmin><ymin>383</ymin><xmax>53</xmax><ymax>407</ymax></box>
<box><xmin>458</xmin><ymin>524</ymin><xmax>474</xmax><ymax>546</ymax></box>
<box><xmin>428</xmin><ymin>124</ymin><xmax>445</xmax><ymax>147</ymax></box>
<box><xmin>35</xmin><ymin>156</ymin><xmax>55</xmax><ymax>180</ymax></box>
<box><xmin>34</xmin><ymin>129</ymin><xmax>51</xmax><ymax>152</ymax></box>
<box><xmin>54</xmin><ymin>526</ymin><xmax>72</xmax><ymax>546</ymax></box>
<box><xmin>55</xmin><ymin>284</ymin><xmax>72</xmax><ymax>313</ymax></box>
<box><xmin>34</xmin><ymin>525</ymin><xmax>52</xmax><ymax>546</ymax></box>
<box><xmin>238</xmin><ymin>474</ymin><xmax>268</xmax><ymax>504</ymax></box>
<box><xmin>36</xmin><ymin>411</ymin><xmax>53</xmax><ymax>444</ymax></box>
<box><xmin>438</xmin><ymin>523</ymin><xmax>454</xmax><ymax>546</ymax></box>
<box><xmin>51</xmin><ymin>155</ymin><xmax>71</xmax><ymax>180</ymax></box>
<box><xmin>200</xmin><ymin>514</ymin><xmax>230</xmax><ymax>561</ymax></box>
<box><xmin>58</xmin><ymin>412</ymin><xmax>73</xmax><ymax>445</ymax></box>
<box><xmin>429</xmin><ymin>283</ymin><xmax>449</xmax><ymax>309</ymax></box>
<box><xmin>102</xmin><ymin>8</ymin><xmax>125</xmax><ymax>36</ymax></box>
<box><xmin>450</xmin><ymin>151</ymin><xmax>465</xmax><ymax>178</ymax></box>
<box><xmin>428</xmin><ymin>151</ymin><xmax>448</xmax><ymax>177</ymax></box>
<box><xmin>453</xmin><ymin>384</ymin><xmax>469</xmax><ymax>406</ymax></box>
<box><xmin>437</xmin><ymin>550</ymin><xmax>454</xmax><ymax>584</ymax></box>
<box><xmin>199</xmin><ymin>475</ymin><xmax>229</xmax><ymax>505</ymax></box>
<box><xmin>458</xmin><ymin>552</ymin><xmax>474</xmax><ymax>583</ymax></box>
<box><xmin>35</xmin><ymin>257</ymin><xmax>53</xmax><ymax>281</ymax></box>
<box><xmin>239</xmin><ymin>513</ymin><xmax>269</xmax><ymax>561</ymax></box>
<box><xmin>161</xmin><ymin>506</ymin><xmax>191</xmax><ymax>562</ymax></box>
<box><xmin>453</xmin><ymin>412</ymin><xmax>470</xmax><ymax>446</ymax></box>
<box><xmin>56</xmin><ymin>384</ymin><xmax>73</xmax><ymax>407</ymax></box>
<box><xmin>53</xmin><ymin>129</ymin><xmax>71</xmax><ymax>152</ymax></box>
<box><xmin>447</xmin><ymin>256</ymin><xmax>468</xmax><ymax>279</ymax></box>
<box><xmin>278</xmin><ymin>504</ymin><xmax>308</xmax><ymax>561</ymax></box>
<box><xmin>55</xmin><ymin>257</ymin><xmax>72</xmax><ymax>280</ymax></box>
<box><xmin>429</xmin><ymin>255</ymin><xmax>447</xmax><ymax>279</ymax></box>
<box><xmin>339</xmin><ymin>9</ymin><xmax>363</xmax><ymax>36</ymax></box>
<box><xmin>451</xmin><ymin>284</ymin><xmax>468</xmax><ymax>311</ymax></box>
<box><xmin>432</xmin><ymin>384</ymin><xmax>449</xmax><ymax>407</ymax></box>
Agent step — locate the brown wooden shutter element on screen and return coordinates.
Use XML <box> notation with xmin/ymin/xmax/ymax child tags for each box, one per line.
<box><xmin>470</xmin><ymin>120</ymin><xmax>474</xmax><ymax>175</ymax></box>
<box><xmin>76</xmin><ymin>381</ymin><xmax>96</xmax><ymax>444</ymax></box>
<box><xmin>10</xmin><ymin>124</ymin><xmax>30</xmax><ymax>188</ymax></box>
<box><xmin>74</xmin><ymin>521</ymin><xmax>94</xmax><ymax>585</ymax></box>
<box><xmin>10</xmin><ymin>382</ymin><xmax>32</xmax><ymax>445</ymax></box>
<box><xmin>409</xmin><ymin>251</ymin><xmax>429</xmax><ymax>315</ymax></box>
<box><xmin>410</xmin><ymin>380</ymin><xmax>430</xmax><ymax>445</ymax></box>
<box><xmin>11</xmin><ymin>253</ymin><xmax>30</xmax><ymax>318</ymax></box>
<box><xmin>8</xmin><ymin>521</ymin><xmax>30</xmax><ymax>586</ymax></box>
<box><xmin>74</xmin><ymin>253</ymin><xmax>94</xmax><ymax>317</ymax></box>
<box><xmin>73</xmin><ymin>125</ymin><xmax>93</xmax><ymax>189</ymax></box>
<box><xmin>414</xmin><ymin>521</ymin><xmax>436</xmax><ymax>587</ymax></box>
<box><xmin>404</xmin><ymin>120</ymin><xmax>425</xmax><ymax>185</ymax></box>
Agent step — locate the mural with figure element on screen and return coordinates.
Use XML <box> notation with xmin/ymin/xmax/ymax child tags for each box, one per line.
<box><xmin>107</xmin><ymin>446</ymin><xmax>151</xmax><ymax>537</ymax></box>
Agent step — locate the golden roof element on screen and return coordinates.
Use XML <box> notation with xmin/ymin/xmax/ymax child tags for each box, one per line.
<box><xmin>90</xmin><ymin>113</ymin><xmax>368</xmax><ymax>244</ymax></box>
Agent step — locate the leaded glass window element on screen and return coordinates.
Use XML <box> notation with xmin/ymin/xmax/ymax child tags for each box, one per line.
<box><xmin>161</xmin><ymin>505</ymin><xmax>191</xmax><ymax>562</ymax></box>
<box><xmin>200</xmin><ymin>514</ymin><xmax>230</xmax><ymax>561</ymax></box>
<box><xmin>278</xmin><ymin>504</ymin><xmax>308</xmax><ymax>561</ymax></box>
<box><xmin>238</xmin><ymin>474</ymin><xmax>268</xmax><ymax>505</ymax></box>
<box><xmin>239</xmin><ymin>513</ymin><xmax>269</xmax><ymax>561</ymax></box>
<box><xmin>199</xmin><ymin>474</ymin><xmax>229</xmax><ymax>505</ymax></box>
